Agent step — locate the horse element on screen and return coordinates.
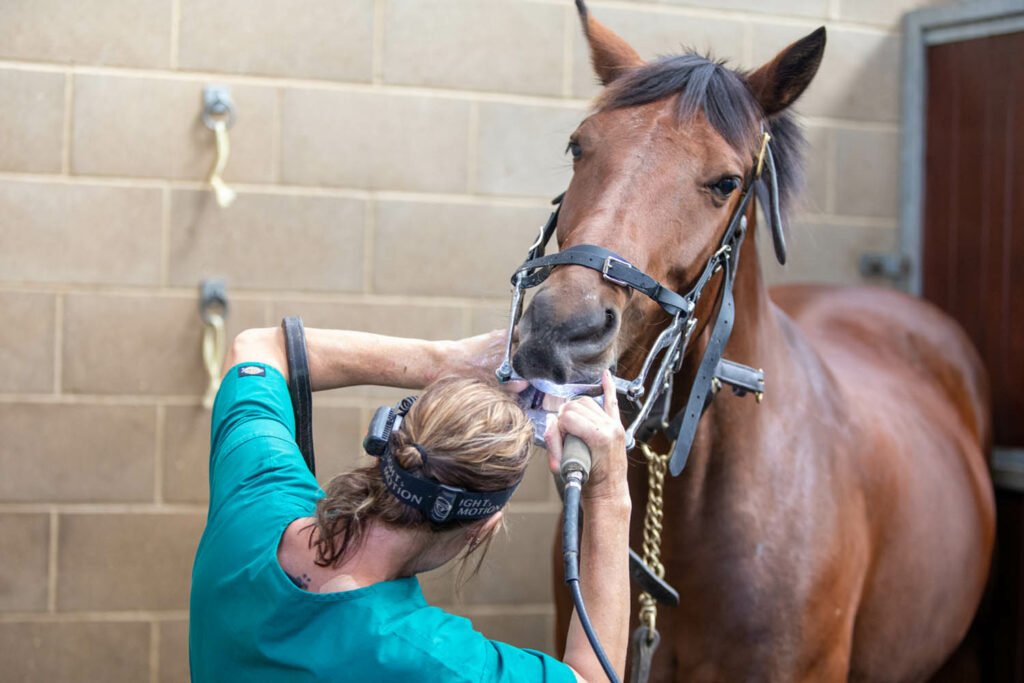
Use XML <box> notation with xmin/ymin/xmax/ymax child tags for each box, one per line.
<box><xmin>510</xmin><ymin>3</ymin><xmax>995</xmax><ymax>680</ymax></box>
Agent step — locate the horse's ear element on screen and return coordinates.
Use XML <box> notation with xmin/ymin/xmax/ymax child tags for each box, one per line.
<box><xmin>746</xmin><ymin>27</ymin><xmax>826</xmax><ymax>116</ymax></box>
<box><xmin>575</xmin><ymin>0</ymin><xmax>643</xmax><ymax>86</ymax></box>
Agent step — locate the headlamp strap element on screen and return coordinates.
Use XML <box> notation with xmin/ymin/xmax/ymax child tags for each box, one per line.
<box><xmin>379</xmin><ymin>452</ymin><xmax>519</xmax><ymax>524</ymax></box>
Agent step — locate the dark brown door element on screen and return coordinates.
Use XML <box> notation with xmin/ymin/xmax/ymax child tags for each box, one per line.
<box><xmin>921</xmin><ymin>29</ymin><xmax>1024</xmax><ymax>682</ymax></box>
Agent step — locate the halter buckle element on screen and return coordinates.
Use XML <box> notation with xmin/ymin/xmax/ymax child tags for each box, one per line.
<box><xmin>602</xmin><ymin>255</ymin><xmax>633</xmax><ymax>287</ymax></box>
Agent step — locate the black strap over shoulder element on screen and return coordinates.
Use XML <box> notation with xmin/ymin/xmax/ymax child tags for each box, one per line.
<box><xmin>281</xmin><ymin>316</ymin><xmax>316</xmax><ymax>477</ymax></box>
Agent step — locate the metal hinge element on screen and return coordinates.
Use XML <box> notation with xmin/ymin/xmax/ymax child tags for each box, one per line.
<box><xmin>859</xmin><ymin>252</ymin><xmax>911</xmax><ymax>282</ymax></box>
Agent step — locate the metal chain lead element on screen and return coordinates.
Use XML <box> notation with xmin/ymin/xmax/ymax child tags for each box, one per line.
<box><xmin>638</xmin><ymin>442</ymin><xmax>670</xmax><ymax>643</ymax></box>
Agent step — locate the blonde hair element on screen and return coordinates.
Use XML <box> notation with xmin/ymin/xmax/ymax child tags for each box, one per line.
<box><xmin>311</xmin><ymin>376</ymin><xmax>534</xmax><ymax>569</ymax></box>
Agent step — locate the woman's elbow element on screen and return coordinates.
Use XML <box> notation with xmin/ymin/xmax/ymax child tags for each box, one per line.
<box><xmin>224</xmin><ymin>327</ymin><xmax>287</xmax><ymax>378</ymax></box>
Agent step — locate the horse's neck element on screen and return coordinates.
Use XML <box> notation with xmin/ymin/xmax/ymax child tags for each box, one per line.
<box><xmin>669</xmin><ymin>222</ymin><xmax>830</xmax><ymax>497</ymax></box>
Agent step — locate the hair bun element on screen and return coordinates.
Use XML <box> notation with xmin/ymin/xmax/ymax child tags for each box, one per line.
<box><xmin>391</xmin><ymin>434</ymin><xmax>428</xmax><ymax>471</ymax></box>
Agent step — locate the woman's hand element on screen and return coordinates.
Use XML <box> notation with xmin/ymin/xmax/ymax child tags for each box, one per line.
<box><xmin>544</xmin><ymin>370</ymin><xmax>628</xmax><ymax>501</ymax></box>
<box><xmin>440</xmin><ymin>329</ymin><xmax>530</xmax><ymax>394</ymax></box>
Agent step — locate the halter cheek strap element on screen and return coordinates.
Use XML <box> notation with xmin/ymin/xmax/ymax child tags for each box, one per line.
<box><xmin>668</xmin><ymin>239</ymin><xmax>739</xmax><ymax>475</ymax></box>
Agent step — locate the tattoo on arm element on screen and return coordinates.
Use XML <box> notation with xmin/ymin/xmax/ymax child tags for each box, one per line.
<box><xmin>288</xmin><ymin>572</ymin><xmax>312</xmax><ymax>590</ymax></box>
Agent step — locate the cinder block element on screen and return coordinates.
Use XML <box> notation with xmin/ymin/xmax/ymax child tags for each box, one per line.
<box><xmin>280</xmin><ymin>89</ymin><xmax>470</xmax><ymax>193</ymax></box>
<box><xmin>656</xmin><ymin>0</ymin><xmax>827</xmax><ymax>17</ymax></box>
<box><xmin>162</xmin><ymin>405</ymin><xmax>213</xmax><ymax>504</ymax></box>
<box><xmin>839</xmin><ymin>0</ymin><xmax>942</xmax><ymax>27</ymax></box>
<box><xmin>459</xmin><ymin>510</ymin><xmax>559</xmax><ymax>605</ymax></box>
<box><xmin>62</xmin><ymin>294</ymin><xmax>265</xmax><ymax>396</ymax></box>
<box><xmin>0</xmin><ymin>70</ymin><xmax>65</xmax><ymax>173</ymax></box>
<box><xmin>269</xmin><ymin>300</ymin><xmax>466</xmax><ymax>340</ymax></box>
<box><xmin>0</xmin><ymin>0</ymin><xmax>170</xmax><ymax>67</ymax></box>
<box><xmin>468</xmin><ymin>305</ymin><xmax>509</xmax><ymax>336</ymax></box>
<box><xmin>0</xmin><ymin>404</ymin><xmax>155</xmax><ymax>503</ymax></box>
<box><xmin>0</xmin><ymin>291</ymin><xmax>55</xmax><ymax>393</ymax></box>
<box><xmin>0</xmin><ymin>180</ymin><xmax>162</xmax><ymax>286</ymax></box>
<box><xmin>571</xmin><ymin>8</ymin><xmax>750</xmax><ymax>99</ymax></box>
<box><xmin>834</xmin><ymin>128</ymin><xmax>900</xmax><ymax>219</ymax></box>
<box><xmin>159</xmin><ymin>619</ymin><xmax>190</xmax><ymax>683</ymax></box>
<box><xmin>802</xmin><ymin>124</ymin><xmax>832</xmax><ymax>214</ymax></box>
<box><xmin>178</xmin><ymin>0</ymin><xmax>374</xmax><ymax>82</ymax></box>
<box><xmin>58</xmin><ymin>512</ymin><xmax>205</xmax><ymax>611</ymax></box>
<box><xmin>382</xmin><ymin>0</ymin><xmax>565</xmax><ymax>96</ymax></box>
<box><xmin>373</xmin><ymin>201</ymin><xmax>549</xmax><ymax>298</ymax></box>
<box><xmin>751</xmin><ymin>25</ymin><xmax>900</xmax><ymax>123</ymax></box>
<box><xmin>0</xmin><ymin>513</ymin><xmax>49</xmax><ymax>611</ymax></box>
<box><xmin>167</xmin><ymin>190</ymin><xmax>366</xmax><ymax>292</ymax></box>
<box><xmin>0</xmin><ymin>621</ymin><xmax>150</xmax><ymax>682</ymax></box>
<box><xmin>72</xmin><ymin>74</ymin><xmax>276</xmax><ymax>183</ymax></box>
<box><xmin>463</xmin><ymin>611</ymin><xmax>556</xmax><ymax>654</ymax></box>
<box><xmin>761</xmin><ymin>220</ymin><xmax>898</xmax><ymax>286</ymax></box>
<box><xmin>475</xmin><ymin>103</ymin><xmax>585</xmax><ymax>197</ymax></box>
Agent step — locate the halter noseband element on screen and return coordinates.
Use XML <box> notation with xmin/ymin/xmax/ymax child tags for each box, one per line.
<box><xmin>496</xmin><ymin>129</ymin><xmax>782</xmax><ymax>475</ymax></box>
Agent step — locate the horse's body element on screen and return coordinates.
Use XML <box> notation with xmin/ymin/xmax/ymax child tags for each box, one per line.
<box><xmin>517</xmin><ymin>3</ymin><xmax>995</xmax><ymax>680</ymax></box>
<box><xmin>624</xmin><ymin>268</ymin><xmax>993</xmax><ymax>681</ymax></box>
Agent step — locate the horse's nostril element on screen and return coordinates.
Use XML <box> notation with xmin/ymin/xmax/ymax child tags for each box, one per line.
<box><xmin>551</xmin><ymin>365</ymin><xmax>567</xmax><ymax>384</ymax></box>
<box><xmin>604</xmin><ymin>308</ymin><xmax>618</xmax><ymax>331</ymax></box>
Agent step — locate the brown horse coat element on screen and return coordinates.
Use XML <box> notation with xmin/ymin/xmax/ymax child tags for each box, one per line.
<box><xmin>514</xmin><ymin>3</ymin><xmax>995</xmax><ymax>681</ymax></box>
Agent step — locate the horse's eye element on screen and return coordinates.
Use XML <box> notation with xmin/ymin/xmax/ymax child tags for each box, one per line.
<box><xmin>566</xmin><ymin>141</ymin><xmax>583</xmax><ymax>161</ymax></box>
<box><xmin>710</xmin><ymin>176</ymin><xmax>741</xmax><ymax>197</ymax></box>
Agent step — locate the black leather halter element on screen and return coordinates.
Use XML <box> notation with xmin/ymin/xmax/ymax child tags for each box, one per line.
<box><xmin>496</xmin><ymin>131</ymin><xmax>782</xmax><ymax>476</ymax></box>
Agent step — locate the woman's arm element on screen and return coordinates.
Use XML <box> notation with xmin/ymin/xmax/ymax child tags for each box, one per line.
<box><xmin>545</xmin><ymin>372</ymin><xmax>632</xmax><ymax>682</ymax></box>
<box><xmin>225</xmin><ymin>326</ymin><xmax>509</xmax><ymax>391</ymax></box>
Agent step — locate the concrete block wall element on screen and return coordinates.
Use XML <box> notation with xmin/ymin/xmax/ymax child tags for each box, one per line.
<box><xmin>0</xmin><ymin>0</ymin><xmax>948</xmax><ymax>679</ymax></box>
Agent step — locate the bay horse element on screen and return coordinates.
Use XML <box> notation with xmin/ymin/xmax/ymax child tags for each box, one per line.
<box><xmin>511</xmin><ymin>3</ymin><xmax>995</xmax><ymax>681</ymax></box>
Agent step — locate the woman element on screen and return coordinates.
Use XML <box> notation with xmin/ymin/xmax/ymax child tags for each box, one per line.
<box><xmin>189</xmin><ymin>326</ymin><xmax>631</xmax><ymax>682</ymax></box>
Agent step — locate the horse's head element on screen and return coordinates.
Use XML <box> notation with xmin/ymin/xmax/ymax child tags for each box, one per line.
<box><xmin>513</xmin><ymin>1</ymin><xmax>825</xmax><ymax>384</ymax></box>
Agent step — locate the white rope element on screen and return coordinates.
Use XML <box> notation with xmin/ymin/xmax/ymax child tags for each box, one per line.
<box><xmin>208</xmin><ymin>119</ymin><xmax>236</xmax><ymax>208</ymax></box>
<box><xmin>202</xmin><ymin>312</ymin><xmax>226</xmax><ymax>409</ymax></box>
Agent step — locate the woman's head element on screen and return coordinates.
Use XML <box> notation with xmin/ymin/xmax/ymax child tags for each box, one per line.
<box><xmin>311</xmin><ymin>376</ymin><xmax>534</xmax><ymax>571</ymax></box>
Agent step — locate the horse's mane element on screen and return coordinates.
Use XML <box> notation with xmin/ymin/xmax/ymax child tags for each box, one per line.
<box><xmin>596</xmin><ymin>53</ymin><xmax>804</xmax><ymax>225</ymax></box>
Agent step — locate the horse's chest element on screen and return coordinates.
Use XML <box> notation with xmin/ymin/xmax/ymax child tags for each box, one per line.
<box><xmin>648</xmin><ymin>485</ymin><xmax>857</xmax><ymax>680</ymax></box>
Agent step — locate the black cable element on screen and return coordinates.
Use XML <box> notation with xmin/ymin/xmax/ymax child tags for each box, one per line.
<box><xmin>562</xmin><ymin>473</ymin><xmax>620</xmax><ymax>683</ymax></box>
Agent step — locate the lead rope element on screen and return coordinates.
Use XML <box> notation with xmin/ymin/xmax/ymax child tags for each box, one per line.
<box><xmin>630</xmin><ymin>442</ymin><xmax>670</xmax><ymax>683</ymax></box>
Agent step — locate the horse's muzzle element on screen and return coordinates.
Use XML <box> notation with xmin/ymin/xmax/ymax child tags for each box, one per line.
<box><xmin>513</xmin><ymin>287</ymin><xmax>619</xmax><ymax>384</ymax></box>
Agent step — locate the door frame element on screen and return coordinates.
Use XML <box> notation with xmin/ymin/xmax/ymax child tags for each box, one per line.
<box><xmin>899</xmin><ymin>0</ymin><xmax>1024</xmax><ymax>490</ymax></box>
<box><xmin>900</xmin><ymin>0</ymin><xmax>1024</xmax><ymax>295</ymax></box>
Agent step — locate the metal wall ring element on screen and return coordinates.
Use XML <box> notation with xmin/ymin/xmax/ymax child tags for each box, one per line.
<box><xmin>202</xmin><ymin>107</ymin><xmax>236</xmax><ymax>131</ymax></box>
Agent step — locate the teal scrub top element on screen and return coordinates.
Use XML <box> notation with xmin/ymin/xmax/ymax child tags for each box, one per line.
<box><xmin>189</xmin><ymin>362</ymin><xmax>575</xmax><ymax>683</ymax></box>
